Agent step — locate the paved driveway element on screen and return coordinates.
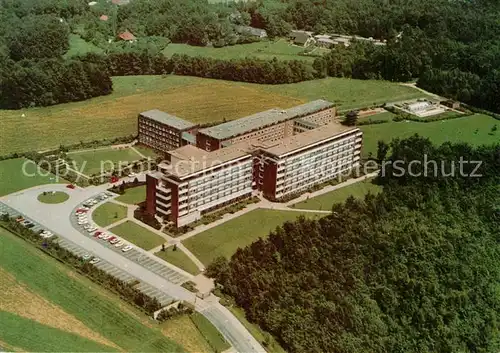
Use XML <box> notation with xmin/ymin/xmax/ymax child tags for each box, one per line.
<box><xmin>0</xmin><ymin>184</ymin><xmax>266</xmax><ymax>353</ymax></box>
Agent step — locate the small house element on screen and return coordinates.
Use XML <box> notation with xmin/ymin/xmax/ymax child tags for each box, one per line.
<box><xmin>118</xmin><ymin>30</ymin><xmax>136</xmax><ymax>42</ymax></box>
<box><xmin>290</xmin><ymin>30</ymin><xmax>315</xmax><ymax>47</ymax></box>
<box><xmin>236</xmin><ymin>26</ymin><xmax>267</xmax><ymax>39</ymax></box>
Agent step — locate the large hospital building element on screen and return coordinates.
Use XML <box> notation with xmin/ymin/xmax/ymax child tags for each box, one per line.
<box><xmin>139</xmin><ymin>100</ymin><xmax>363</xmax><ymax>227</ymax></box>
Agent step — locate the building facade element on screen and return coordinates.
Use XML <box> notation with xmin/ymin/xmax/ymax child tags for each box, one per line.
<box><xmin>143</xmin><ymin>100</ymin><xmax>363</xmax><ymax>227</ymax></box>
<box><xmin>196</xmin><ymin>100</ymin><xmax>336</xmax><ymax>152</ymax></box>
<box><xmin>138</xmin><ymin>110</ymin><xmax>198</xmax><ymax>153</ymax></box>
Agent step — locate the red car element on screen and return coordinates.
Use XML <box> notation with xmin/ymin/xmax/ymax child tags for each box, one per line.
<box><xmin>108</xmin><ymin>236</ymin><xmax>116</xmax><ymax>242</ymax></box>
<box><xmin>77</xmin><ymin>208</ymin><xmax>88</xmax><ymax>213</ymax></box>
<box><xmin>94</xmin><ymin>231</ymin><xmax>102</xmax><ymax>237</ymax></box>
<box><xmin>66</xmin><ymin>184</ymin><xmax>76</xmax><ymax>189</ymax></box>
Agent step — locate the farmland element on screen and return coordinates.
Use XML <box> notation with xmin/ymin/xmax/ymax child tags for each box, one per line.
<box><xmin>0</xmin><ymin>158</ymin><xmax>66</xmax><ymax>197</ymax></box>
<box><xmin>163</xmin><ymin>40</ymin><xmax>325</xmax><ymax>62</ymax></box>
<box><xmin>183</xmin><ymin>209</ymin><xmax>324</xmax><ymax>265</ymax></box>
<box><xmin>68</xmin><ymin>146</ymin><xmax>143</xmax><ymax>176</ymax></box>
<box><xmin>110</xmin><ymin>220</ymin><xmax>166</xmax><ymax>250</ymax></box>
<box><xmin>293</xmin><ymin>178</ymin><xmax>382</xmax><ymax>210</ymax></box>
<box><xmin>0</xmin><ymin>227</ymin><xmax>184</xmax><ymax>352</ymax></box>
<box><xmin>0</xmin><ymin>75</ymin><xmax>427</xmax><ymax>154</ymax></box>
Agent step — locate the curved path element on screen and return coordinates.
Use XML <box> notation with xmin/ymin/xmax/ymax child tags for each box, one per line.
<box><xmin>0</xmin><ymin>184</ymin><xmax>265</xmax><ymax>353</ymax></box>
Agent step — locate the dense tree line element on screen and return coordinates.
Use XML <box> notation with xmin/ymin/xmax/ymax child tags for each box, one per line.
<box><xmin>207</xmin><ymin>137</ymin><xmax>500</xmax><ymax>353</ymax></box>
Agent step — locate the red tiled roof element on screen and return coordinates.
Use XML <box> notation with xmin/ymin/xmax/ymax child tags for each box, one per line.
<box><xmin>118</xmin><ymin>30</ymin><xmax>136</xmax><ymax>41</ymax></box>
<box><xmin>99</xmin><ymin>14</ymin><xmax>108</xmax><ymax>21</ymax></box>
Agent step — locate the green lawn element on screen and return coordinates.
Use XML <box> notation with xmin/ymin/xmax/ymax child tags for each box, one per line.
<box><xmin>0</xmin><ymin>158</ymin><xmax>67</xmax><ymax>197</ymax></box>
<box><xmin>293</xmin><ymin>179</ymin><xmax>382</xmax><ymax>210</ymax></box>
<box><xmin>358</xmin><ymin>111</ymin><xmax>395</xmax><ymax>122</ymax></box>
<box><xmin>163</xmin><ymin>40</ymin><xmax>323</xmax><ymax>62</ymax></box>
<box><xmin>115</xmin><ymin>185</ymin><xmax>146</xmax><ymax>205</ymax></box>
<box><xmin>258</xmin><ymin>78</ymin><xmax>428</xmax><ymax>112</ymax></box>
<box><xmin>228</xmin><ymin>306</ymin><xmax>286</xmax><ymax>353</ymax></box>
<box><xmin>64</xmin><ymin>34</ymin><xmax>103</xmax><ymax>59</ymax></box>
<box><xmin>92</xmin><ymin>202</ymin><xmax>128</xmax><ymax>227</ymax></box>
<box><xmin>0</xmin><ymin>311</ymin><xmax>116</xmax><ymax>352</ymax></box>
<box><xmin>155</xmin><ymin>248</ymin><xmax>200</xmax><ymax>275</ymax></box>
<box><xmin>68</xmin><ymin>147</ymin><xmax>143</xmax><ymax>176</ymax></box>
<box><xmin>110</xmin><ymin>221</ymin><xmax>165</xmax><ymax>250</ymax></box>
<box><xmin>183</xmin><ymin>209</ymin><xmax>324</xmax><ymax>265</ymax></box>
<box><xmin>0</xmin><ymin>228</ymin><xmax>183</xmax><ymax>352</ymax></box>
<box><xmin>360</xmin><ymin>114</ymin><xmax>499</xmax><ymax>157</ymax></box>
<box><xmin>190</xmin><ymin>312</ymin><xmax>230</xmax><ymax>353</ymax></box>
<box><xmin>133</xmin><ymin>145</ymin><xmax>162</xmax><ymax>159</ymax></box>
<box><xmin>37</xmin><ymin>191</ymin><xmax>70</xmax><ymax>204</ymax></box>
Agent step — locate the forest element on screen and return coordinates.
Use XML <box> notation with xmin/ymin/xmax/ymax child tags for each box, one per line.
<box><xmin>207</xmin><ymin>136</ymin><xmax>500</xmax><ymax>353</ymax></box>
<box><xmin>0</xmin><ymin>0</ymin><xmax>499</xmax><ymax>112</ymax></box>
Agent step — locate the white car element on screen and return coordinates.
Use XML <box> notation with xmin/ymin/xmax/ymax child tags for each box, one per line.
<box><xmin>98</xmin><ymin>232</ymin><xmax>107</xmax><ymax>239</ymax></box>
<box><xmin>87</xmin><ymin>227</ymin><xmax>97</xmax><ymax>233</ymax></box>
<box><xmin>101</xmin><ymin>234</ymin><xmax>112</xmax><ymax>241</ymax></box>
<box><xmin>121</xmin><ymin>245</ymin><xmax>133</xmax><ymax>252</ymax></box>
<box><xmin>114</xmin><ymin>241</ymin><xmax>124</xmax><ymax>248</ymax></box>
<box><xmin>109</xmin><ymin>238</ymin><xmax>120</xmax><ymax>245</ymax></box>
<box><xmin>82</xmin><ymin>254</ymin><xmax>92</xmax><ymax>260</ymax></box>
<box><xmin>40</xmin><ymin>230</ymin><xmax>53</xmax><ymax>238</ymax></box>
<box><xmin>89</xmin><ymin>258</ymin><xmax>100</xmax><ymax>265</ymax></box>
<box><xmin>78</xmin><ymin>221</ymin><xmax>88</xmax><ymax>225</ymax></box>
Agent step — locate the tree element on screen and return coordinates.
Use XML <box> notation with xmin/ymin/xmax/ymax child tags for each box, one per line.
<box><xmin>343</xmin><ymin>111</ymin><xmax>358</xmax><ymax>126</ymax></box>
<box><xmin>376</xmin><ymin>140</ymin><xmax>390</xmax><ymax>162</ymax></box>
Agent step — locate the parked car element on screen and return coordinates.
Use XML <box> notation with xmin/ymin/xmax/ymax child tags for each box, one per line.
<box><xmin>98</xmin><ymin>232</ymin><xmax>107</xmax><ymax>239</ymax></box>
<box><xmin>89</xmin><ymin>258</ymin><xmax>100</xmax><ymax>265</ymax></box>
<box><xmin>87</xmin><ymin>227</ymin><xmax>97</xmax><ymax>233</ymax></box>
<box><xmin>82</xmin><ymin>254</ymin><xmax>92</xmax><ymax>260</ymax></box>
<box><xmin>66</xmin><ymin>184</ymin><xmax>75</xmax><ymax>189</ymax></box>
<box><xmin>102</xmin><ymin>234</ymin><xmax>112</xmax><ymax>241</ymax></box>
<box><xmin>114</xmin><ymin>241</ymin><xmax>124</xmax><ymax>248</ymax></box>
<box><xmin>110</xmin><ymin>238</ymin><xmax>120</xmax><ymax>245</ymax></box>
<box><xmin>94</xmin><ymin>231</ymin><xmax>102</xmax><ymax>237</ymax></box>
<box><xmin>16</xmin><ymin>216</ymin><xmax>24</xmax><ymax>222</ymax></box>
<box><xmin>122</xmin><ymin>245</ymin><xmax>133</xmax><ymax>252</ymax></box>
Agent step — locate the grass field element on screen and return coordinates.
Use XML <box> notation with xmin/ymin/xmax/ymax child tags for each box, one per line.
<box><xmin>0</xmin><ymin>227</ymin><xmax>184</xmax><ymax>352</ymax></box>
<box><xmin>358</xmin><ymin>111</ymin><xmax>395</xmax><ymax>122</ymax></box>
<box><xmin>155</xmin><ymin>248</ymin><xmax>200</xmax><ymax>275</ymax></box>
<box><xmin>183</xmin><ymin>209</ymin><xmax>324</xmax><ymax>265</ymax></box>
<box><xmin>190</xmin><ymin>312</ymin><xmax>230</xmax><ymax>353</ymax></box>
<box><xmin>133</xmin><ymin>145</ymin><xmax>162</xmax><ymax>159</ymax></box>
<box><xmin>293</xmin><ymin>178</ymin><xmax>382</xmax><ymax>210</ymax></box>
<box><xmin>92</xmin><ymin>202</ymin><xmax>128</xmax><ymax>227</ymax></box>
<box><xmin>64</xmin><ymin>34</ymin><xmax>103</xmax><ymax>59</ymax></box>
<box><xmin>163</xmin><ymin>40</ymin><xmax>325</xmax><ymax>62</ymax></box>
<box><xmin>37</xmin><ymin>191</ymin><xmax>70</xmax><ymax>204</ymax></box>
<box><xmin>0</xmin><ymin>158</ymin><xmax>66</xmax><ymax>197</ymax></box>
<box><xmin>110</xmin><ymin>221</ymin><xmax>166</xmax><ymax>250</ymax></box>
<box><xmin>68</xmin><ymin>147</ymin><xmax>143</xmax><ymax>176</ymax></box>
<box><xmin>115</xmin><ymin>185</ymin><xmax>146</xmax><ymax>205</ymax></box>
<box><xmin>360</xmin><ymin>114</ymin><xmax>499</xmax><ymax>157</ymax></box>
<box><xmin>0</xmin><ymin>75</ymin><xmax>429</xmax><ymax>154</ymax></box>
<box><xmin>0</xmin><ymin>311</ymin><xmax>116</xmax><ymax>352</ymax></box>
<box><xmin>161</xmin><ymin>315</ymin><xmax>214</xmax><ymax>353</ymax></box>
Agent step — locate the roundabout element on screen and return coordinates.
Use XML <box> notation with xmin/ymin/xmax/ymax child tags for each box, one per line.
<box><xmin>37</xmin><ymin>191</ymin><xmax>70</xmax><ymax>204</ymax></box>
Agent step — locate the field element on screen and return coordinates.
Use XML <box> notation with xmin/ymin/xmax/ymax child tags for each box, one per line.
<box><xmin>110</xmin><ymin>221</ymin><xmax>166</xmax><ymax>250</ymax></box>
<box><xmin>68</xmin><ymin>147</ymin><xmax>143</xmax><ymax>175</ymax></box>
<box><xmin>37</xmin><ymin>191</ymin><xmax>70</xmax><ymax>204</ymax></box>
<box><xmin>155</xmin><ymin>248</ymin><xmax>200</xmax><ymax>276</ymax></box>
<box><xmin>0</xmin><ymin>75</ymin><xmax>429</xmax><ymax>154</ymax></box>
<box><xmin>190</xmin><ymin>312</ymin><xmax>230</xmax><ymax>353</ymax></box>
<box><xmin>183</xmin><ymin>209</ymin><xmax>324</xmax><ymax>265</ymax></box>
<box><xmin>64</xmin><ymin>34</ymin><xmax>103</xmax><ymax>59</ymax></box>
<box><xmin>0</xmin><ymin>158</ymin><xmax>67</xmax><ymax>197</ymax></box>
<box><xmin>163</xmin><ymin>40</ymin><xmax>326</xmax><ymax>62</ymax></box>
<box><xmin>0</xmin><ymin>227</ymin><xmax>184</xmax><ymax>352</ymax></box>
<box><xmin>293</xmin><ymin>178</ymin><xmax>382</xmax><ymax>210</ymax></box>
<box><xmin>133</xmin><ymin>145</ymin><xmax>162</xmax><ymax>159</ymax></box>
<box><xmin>360</xmin><ymin>114</ymin><xmax>499</xmax><ymax>157</ymax></box>
<box><xmin>358</xmin><ymin>111</ymin><xmax>395</xmax><ymax>122</ymax></box>
<box><xmin>116</xmin><ymin>185</ymin><xmax>147</xmax><ymax>204</ymax></box>
<box><xmin>92</xmin><ymin>202</ymin><xmax>128</xmax><ymax>227</ymax></box>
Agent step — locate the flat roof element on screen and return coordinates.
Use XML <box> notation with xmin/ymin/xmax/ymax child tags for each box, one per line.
<box><xmin>263</xmin><ymin>123</ymin><xmax>359</xmax><ymax>157</ymax></box>
<box><xmin>140</xmin><ymin>109</ymin><xmax>196</xmax><ymax>131</ymax></box>
<box><xmin>181</xmin><ymin>131</ymin><xmax>196</xmax><ymax>144</ymax></box>
<box><xmin>199</xmin><ymin>100</ymin><xmax>334</xmax><ymax>140</ymax></box>
<box><xmin>164</xmin><ymin>144</ymin><xmax>253</xmax><ymax>179</ymax></box>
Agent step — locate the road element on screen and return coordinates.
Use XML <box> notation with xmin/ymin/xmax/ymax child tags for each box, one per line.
<box><xmin>0</xmin><ymin>184</ymin><xmax>266</xmax><ymax>353</ymax></box>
